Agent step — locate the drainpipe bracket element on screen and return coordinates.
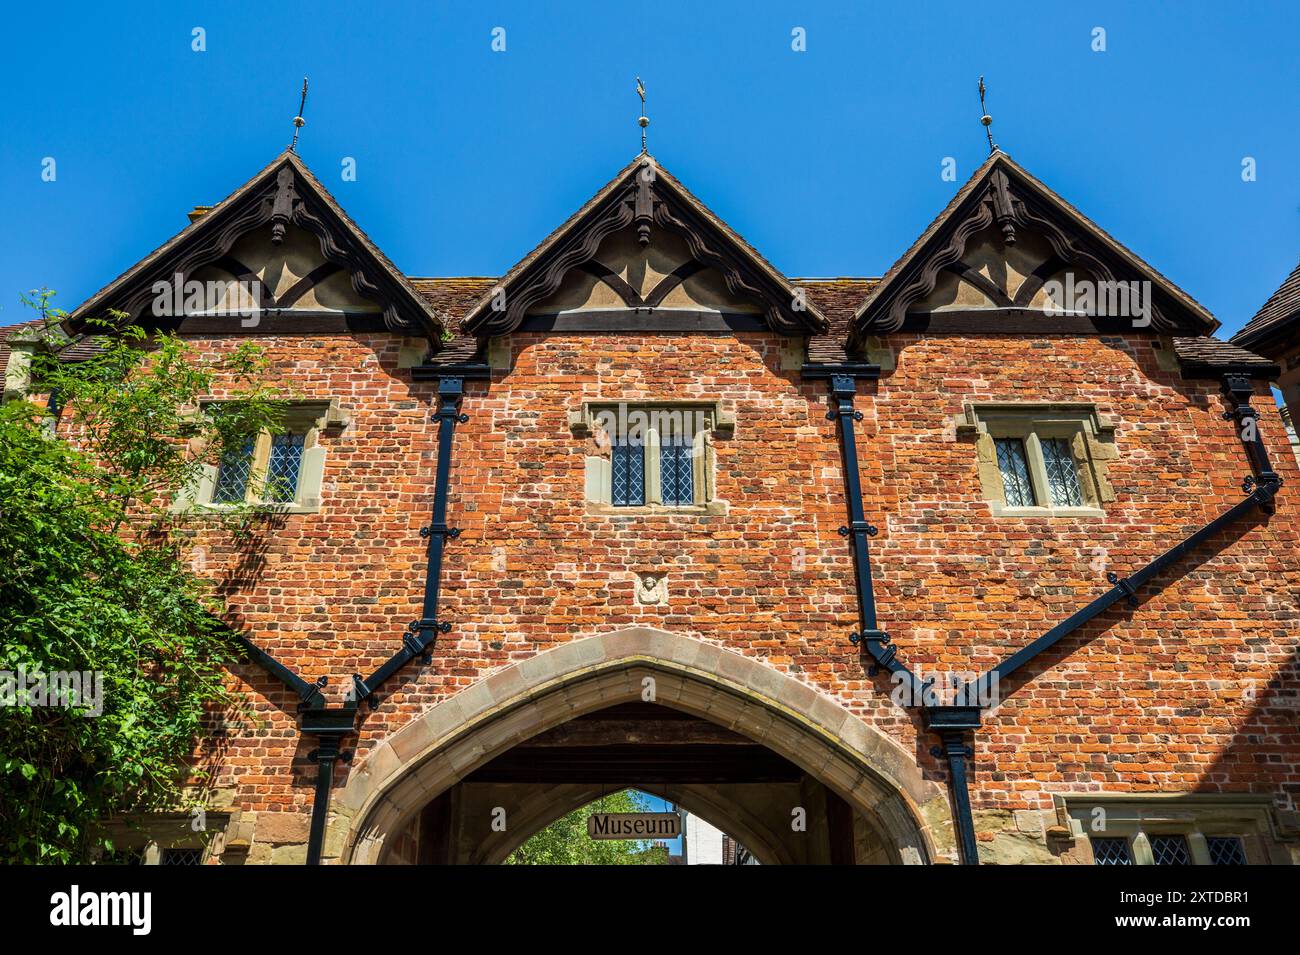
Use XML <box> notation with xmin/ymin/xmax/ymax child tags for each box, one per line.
<box><xmin>849</xmin><ymin>629</ymin><xmax>889</xmax><ymax>651</ymax></box>
<box><xmin>295</xmin><ymin>675</ymin><xmax>330</xmax><ymax>712</ymax></box>
<box><xmin>308</xmin><ymin>747</ymin><xmax>353</xmax><ymax>765</ymax></box>
<box><xmin>1105</xmin><ymin>571</ymin><xmax>1140</xmax><ymax>608</ymax></box>
<box><xmin>922</xmin><ymin>705</ymin><xmax>983</xmax><ymax>733</ymax></box>
<box><xmin>300</xmin><ymin>706</ymin><xmax>358</xmax><ymax>737</ymax></box>
<box><xmin>421</xmin><ymin>524</ymin><xmax>461</xmax><ymax>539</ymax></box>
<box><xmin>839</xmin><ymin>522</ymin><xmax>877</xmax><ymax>537</ymax></box>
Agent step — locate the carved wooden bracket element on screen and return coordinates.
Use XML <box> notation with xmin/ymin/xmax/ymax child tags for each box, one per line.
<box><xmin>463</xmin><ymin>158</ymin><xmax>826</xmax><ymax>338</ymax></box>
<box><xmin>851</xmin><ymin>158</ymin><xmax>1205</xmax><ymax>345</ymax></box>
<box><xmin>76</xmin><ymin>155</ymin><xmax>444</xmax><ymax>343</ymax></box>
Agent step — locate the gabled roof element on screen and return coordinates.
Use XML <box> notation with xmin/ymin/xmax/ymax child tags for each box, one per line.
<box><xmin>849</xmin><ymin>151</ymin><xmax>1218</xmax><ymax>351</ymax></box>
<box><xmin>68</xmin><ymin>150</ymin><xmax>447</xmax><ymax>344</ymax></box>
<box><xmin>1231</xmin><ymin>254</ymin><xmax>1300</xmax><ymax>354</ymax></box>
<box><xmin>460</xmin><ymin>153</ymin><xmax>828</xmax><ymax>338</ymax></box>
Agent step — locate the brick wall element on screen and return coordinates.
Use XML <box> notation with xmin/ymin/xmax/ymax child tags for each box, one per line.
<box><xmin>185</xmin><ymin>328</ymin><xmax>1300</xmax><ymax>845</ymax></box>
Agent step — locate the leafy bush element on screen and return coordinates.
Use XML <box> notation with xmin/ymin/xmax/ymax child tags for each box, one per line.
<box><xmin>0</xmin><ymin>292</ymin><xmax>282</xmax><ymax>863</ymax></box>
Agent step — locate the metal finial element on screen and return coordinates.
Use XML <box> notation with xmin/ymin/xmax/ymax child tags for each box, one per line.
<box><xmin>977</xmin><ymin>76</ymin><xmax>997</xmax><ymax>155</ymax></box>
<box><xmin>636</xmin><ymin>76</ymin><xmax>649</xmax><ymax>153</ymax></box>
<box><xmin>289</xmin><ymin>77</ymin><xmax>309</xmax><ymax>152</ymax></box>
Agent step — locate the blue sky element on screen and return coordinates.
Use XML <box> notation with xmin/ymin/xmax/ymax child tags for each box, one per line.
<box><xmin>0</xmin><ymin>1</ymin><xmax>1296</xmax><ymax>337</ymax></box>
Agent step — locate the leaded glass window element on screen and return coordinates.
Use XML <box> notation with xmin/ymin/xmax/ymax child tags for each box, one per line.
<box><xmin>1207</xmin><ymin>836</ymin><xmax>1246</xmax><ymax>865</ymax></box>
<box><xmin>160</xmin><ymin>847</ymin><xmax>204</xmax><ymax>866</ymax></box>
<box><xmin>612</xmin><ymin>441</ymin><xmax>645</xmax><ymax>507</ymax></box>
<box><xmin>194</xmin><ymin>401</ymin><xmax>338</xmax><ymax>510</ymax></box>
<box><xmin>212</xmin><ymin>438</ymin><xmax>255</xmax><ymax>504</ymax></box>
<box><xmin>966</xmin><ymin>405</ymin><xmax>1113</xmax><ymax>514</ymax></box>
<box><xmin>660</xmin><ymin>443</ymin><xmax>694</xmax><ymax>506</ymax></box>
<box><xmin>1041</xmin><ymin>437</ymin><xmax>1083</xmax><ymax>507</ymax></box>
<box><xmin>1150</xmin><ymin>835</ymin><xmax>1190</xmax><ymax>865</ymax></box>
<box><xmin>593</xmin><ymin>404</ymin><xmax>711</xmax><ymax>508</ymax></box>
<box><xmin>265</xmin><ymin>432</ymin><xmax>305</xmax><ymax>503</ymax></box>
<box><xmin>1091</xmin><ymin>837</ymin><xmax>1133</xmax><ymax>865</ymax></box>
<box><xmin>995</xmin><ymin>438</ymin><xmax>1035</xmax><ymax>507</ymax></box>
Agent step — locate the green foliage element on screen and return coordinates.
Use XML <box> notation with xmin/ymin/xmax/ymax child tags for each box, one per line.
<box><xmin>0</xmin><ymin>291</ymin><xmax>284</xmax><ymax>863</ymax></box>
<box><xmin>24</xmin><ymin>290</ymin><xmax>285</xmax><ymax>528</ymax></box>
<box><xmin>504</xmin><ymin>790</ymin><xmax>671</xmax><ymax>865</ymax></box>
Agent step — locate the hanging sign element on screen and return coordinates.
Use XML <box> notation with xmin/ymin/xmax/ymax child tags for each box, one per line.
<box><xmin>587</xmin><ymin>812</ymin><xmax>681</xmax><ymax>840</ymax></box>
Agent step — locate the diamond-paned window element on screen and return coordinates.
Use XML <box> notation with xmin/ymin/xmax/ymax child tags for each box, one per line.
<box><xmin>1042</xmin><ymin>437</ymin><xmax>1083</xmax><ymax>507</ymax></box>
<box><xmin>212</xmin><ymin>438</ymin><xmax>255</xmax><ymax>504</ymax></box>
<box><xmin>660</xmin><ymin>443</ymin><xmax>694</xmax><ymax>507</ymax></box>
<box><xmin>194</xmin><ymin>401</ymin><xmax>338</xmax><ymax>511</ymax></box>
<box><xmin>1091</xmin><ymin>837</ymin><xmax>1133</xmax><ymax>865</ymax></box>
<box><xmin>963</xmin><ymin>404</ymin><xmax>1113</xmax><ymax>514</ymax></box>
<box><xmin>612</xmin><ymin>441</ymin><xmax>646</xmax><ymax>507</ymax></box>
<box><xmin>1207</xmin><ymin>836</ymin><xmax>1246</xmax><ymax>866</ymax></box>
<box><xmin>593</xmin><ymin>403</ymin><xmax>711</xmax><ymax>509</ymax></box>
<box><xmin>1150</xmin><ymin>835</ymin><xmax>1191</xmax><ymax>865</ymax></box>
<box><xmin>265</xmin><ymin>431</ymin><xmax>305</xmax><ymax>503</ymax></box>
<box><xmin>160</xmin><ymin>847</ymin><xmax>204</xmax><ymax>866</ymax></box>
<box><xmin>995</xmin><ymin>438</ymin><xmax>1036</xmax><ymax>507</ymax></box>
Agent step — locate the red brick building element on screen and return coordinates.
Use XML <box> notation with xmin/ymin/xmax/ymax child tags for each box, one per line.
<box><xmin>18</xmin><ymin>147</ymin><xmax>1300</xmax><ymax>864</ymax></box>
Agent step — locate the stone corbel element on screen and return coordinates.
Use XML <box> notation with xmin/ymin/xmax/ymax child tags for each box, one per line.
<box><xmin>311</xmin><ymin>398</ymin><xmax>351</xmax><ymax>432</ymax></box>
<box><xmin>568</xmin><ymin>407</ymin><xmax>591</xmax><ymax>437</ymax></box>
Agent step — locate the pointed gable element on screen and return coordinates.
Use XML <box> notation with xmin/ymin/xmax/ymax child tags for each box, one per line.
<box><xmin>848</xmin><ymin>152</ymin><xmax>1217</xmax><ymax>352</ymax></box>
<box><xmin>1231</xmin><ymin>254</ymin><xmax>1300</xmax><ymax>353</ymax></box>
<box><xmin>461</xmin><ymin>154</ymin><xmax>827</xmax><ymax>338</ymax></box>
<box><xmin>68</xmin><ymin>151</ymin><xmax>446</xmax><ymax>344</ymax></box>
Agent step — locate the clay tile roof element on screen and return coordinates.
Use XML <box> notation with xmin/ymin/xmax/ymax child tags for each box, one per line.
<box><xmin>1171</xmin><ymin>336</ymin><xmax>1278</xmax><ymax>377</ymax></box>
<box><xmin>0</xmin><ymin>323</ymin><xmax>22</xmax><ymax>372</ymax></box>
<box><xmin>408</xmin><ymin>277</ymin><xmax>498</xmax><ymax>362</ymax></box>
<box><xmin>798</xmin><ymin>279</ymin><xmax>880</xmax><ymax>363</ymax></box>
<box><xmin>1</xmin><ymin>321</ymin><xmax>106</xmax><ymax>368</ymax></box>
<box><xmin>1231</xmin><ymin>255</ymin><xmax>1300</xmax><ymax>353</ymax></box>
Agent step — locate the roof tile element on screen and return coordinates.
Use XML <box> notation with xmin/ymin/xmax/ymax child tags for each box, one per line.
<box><xmin>1231</xmin><ymin>255</ymin><xmax>1300</xmax><ymax>351</ymax></box>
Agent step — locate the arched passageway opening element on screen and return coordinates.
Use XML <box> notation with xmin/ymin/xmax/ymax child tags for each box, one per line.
<box><xmin>332</xmin><ymin>628</ymin><xmax>950</xmax><ymax>864</ymax></box>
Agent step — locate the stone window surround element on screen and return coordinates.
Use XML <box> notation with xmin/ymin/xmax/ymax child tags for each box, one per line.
<box><xmin>175</xmin><ymin>399</ymin><xmax>349</xmax><ymax>515</ymax></box>
<box><xmin>955</xmin><ymin>402</ymin><xmax>1118</xmax><ymax>518</ymax></box>
<box><xmin>569</xmin><ymin>399</ymin><xmax>735</xmax><ymax>516</ymax></box>
<box><xmin>95</xmin><ymin>812</ymin><xmax>232</xmax><ymax>865</ymax></box>
<box><xmin>1052</xmin><ymin>793</ymin><xmax>1291</xmax><ymax>865</ymax></box>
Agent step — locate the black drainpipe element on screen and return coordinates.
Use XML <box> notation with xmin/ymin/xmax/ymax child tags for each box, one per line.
<box><xmin>348</xmin><ymin>371</ymin><xmax>481</xmax><ymax>708</ymax></box>
<box><xmin>807</xmin><ymin>363</ymin><xmax>978</xmax><ymax>863</ymax></box>
<box><xmin>302</xmin><ymin>706</ymin><xmax>357</xmax><ymax>864</ymax></box>
<box><xmin>923</xmin><ymin>707</ymin><xmax>982</xmax><ymax>865</ymax></box>
<box><xmin>803</xmin><ymin>365</ymin><xmax>925</xmax><ymax>693</ymax></box>
<box><xmin>296</xmin><ymin>364</ymin><xmax>485</xmax><ymax>864</ymax></box>
<box><xmin>807</xmin><ymin>363</ymin><xmax>983</xmax><ymax>860</ymax></box>
<box><xmin>812</xmin><ymin>364</ymin><xmax>1283</xmax><ymax>867</ymax></box>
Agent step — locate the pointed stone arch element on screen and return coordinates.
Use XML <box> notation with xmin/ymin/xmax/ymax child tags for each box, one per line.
<box><xmin>330</xmin><ymin>627</ymin><xmax>949</xmax><ymax>864</ymax></box>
